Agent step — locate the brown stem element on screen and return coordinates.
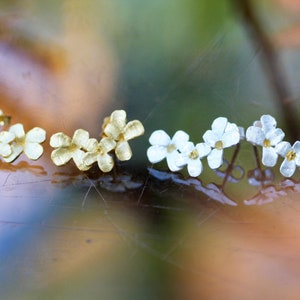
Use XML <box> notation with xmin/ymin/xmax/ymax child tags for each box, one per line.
<box><xmin>231</xmin><ymin>0</ymin><xmax>299</xmax><ymax>141</ymax></box>
<box><xmin>252</xmin><ymin>145</ymin><xmax>261</xmax><ymax>170</ymax></box>
<box><xmin>221</xmin><ymin>143</ymin><xmax>240</xmax><ymax>191</ymax></box>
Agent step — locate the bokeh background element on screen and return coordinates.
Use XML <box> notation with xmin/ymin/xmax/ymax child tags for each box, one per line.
<box><xmin>1</xmin><ymin>0</ymin><xmax>300</xmax><ymax>299</ymax></box>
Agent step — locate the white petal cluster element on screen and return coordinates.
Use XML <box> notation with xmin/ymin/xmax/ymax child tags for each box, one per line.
<box><xmin>203</xmin><ymin>117</ymin><xmax>240</xmax><ymax>169</ymax></box>
<box><xmin>147</xmin><ymin>117</ymin><xmax>241</xmax><ymax>177</ymax></box>
<box><xmin>275</xmin><ymin>141</ymin><xmax>300</xmax><ymax>177</ymax></box>
<box><xmin>246</xmin><ymin>115</ymin><xmax>284</xmax><ymax>167</ymax></box>
<box><xmin>50</xmin><ymin>110</ymin><xmax>144</xmax><ymax>172</ymax></box>
<box><xmin>0</xmin><ymin>123</ymin><xmax>46</xmax><ymax>162</ymax></box>
<box><xmin>147</xmin><ymin>130</ymin><xmax>189</xmax><ymax>172</ymax></box>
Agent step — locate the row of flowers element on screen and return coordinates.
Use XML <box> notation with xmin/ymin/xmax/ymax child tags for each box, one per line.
<box><xmin>0</xmin><ymin>109</ymin><xmax>299</xmax><ymax>178</ymax></box>
<box><xmin>147</xmin><ymin>115</ymin><xmax>300</xmax><ymax>178</ymax></box>
<box><xmin>0</xmin><ymin>109</ymin><xmax>144</xmax><ymax>171</ymax></box>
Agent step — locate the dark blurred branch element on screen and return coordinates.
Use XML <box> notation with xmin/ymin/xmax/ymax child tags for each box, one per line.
<box><xmin>231</xmin><ymin>0</ymin><xmax>299</xmax><ymax>141</ymax></box>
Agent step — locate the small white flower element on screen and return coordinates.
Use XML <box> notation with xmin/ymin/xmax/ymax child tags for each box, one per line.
<box><xmin>275</xmin><ymin>141</ymin><xmax>300</xmax><ymax>177</ymax></box>
<box><xmin>178</xmin><ymin>142</ymin><xmax>211</xmax><ymax>177</ymax></box>
<box><xmin>2</xmin><ymin>124</ymin><xmax>46</xmax><ymax>162</ymax></box>
<box><xmin>203</xmin><ymin>117</ymin><xmax>240</xmax><ymax>169</ymax></box>
<box><xmin>83</xmin><ymin>137</ymin><xmax>117</xmax><ymax>173</ymax></box>
<box><xmin>246</xmin><ymin>115</ymin><xmax>284</xmax><ymax>167</ymax></box>
<box><xmin>147</xmin><ymin>130</ymin><xmax>189</xmax><ymax>172</ymax></box>
<box><xmin>102</xmin><ymin>110</ymin><xmax>144</xmax><ymax>161</ymax></box>
<box><xmin>50</xmin><ymin>129</ymin><xmax>96</xmax><ymax>171</ymax></box>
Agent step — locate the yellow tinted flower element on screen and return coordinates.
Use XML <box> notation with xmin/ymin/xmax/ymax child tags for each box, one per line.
<box><xmin>2</xmin><ymin>123</ymin><xmax>46</xmax><ymax>162</ymax></box>
<box><xmin>50</xmin><ymin>129</ymin><xmax>97</xmax><ymax>171</ymax></box>
<box><xmin>102</xmin><ymin>110</ymin><xmax>144</xmax><ymax>161</ymax></box>
<box><xmin>83</xmin><ymin>137</ymin><xmax>116</xmax><ymax>172</ymax></box>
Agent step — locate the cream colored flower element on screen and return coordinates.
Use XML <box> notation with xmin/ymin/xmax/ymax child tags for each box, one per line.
<box><xmin>2</xmin><ymin>123</ymin><xmax>46</xmax><ymax>162</ymax></box>
<box><xmin>83</xmin><ymin>137</ymin><xmax>116</xmax><ymax>172</ymax></box>
<box><xmin>0</xmin><ymin>130</ymin><xmax>15</xmax><ymax>157</ymax></box>
<box><xmin>50</xmin><ymin>129</ymin><xmax>96</xmax><ymax>171</ymax></box>
<box><xmin>102</xmin><ymin>110</ymin><xmax>144</xmax><ymax>161</ymax></box>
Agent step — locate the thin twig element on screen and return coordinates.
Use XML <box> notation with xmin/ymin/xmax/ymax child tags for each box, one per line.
<box><xmin>221</xmin><ymin>143</ymin><xmax>240</xmax><ymax>191</ymax></box>
<box><xmin>231</xmin><ymin>0</ymin><xmax>299</xmax><ymax>141</ymax></box>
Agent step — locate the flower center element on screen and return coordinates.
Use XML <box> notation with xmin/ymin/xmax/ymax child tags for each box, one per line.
<box><xmin>189</xmin><ymin>149</ymin><xmax>199</xmax><ymax>160</ymax></box>
<box><xmin>263</xmin><ymin>139</ymin><xmax>271</xmax><ymax>147</ymax></box>
<box><xmin>215</xmin><ymin>140</ymin><xmax>223</xmax><ymax>150</ymax></box>
<box><xmin>167</xmin><ymin>143</ymin><xmax>176</xmax><ymax>153</ymax></box>
<box><xmin>286</xmin><ymin>150</ymin><xmax>296</xmax><ymax>161</ymax></box>
<box><xmin>70</xmin><ymin>143</ymin><xmax>79</xmax><ymax>152</ymax></box>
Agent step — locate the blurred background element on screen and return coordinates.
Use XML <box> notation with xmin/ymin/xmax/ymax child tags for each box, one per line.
<box><xmin>1</xmin><ymin>0</ymin><xmax>300</xmax><ymax>299</ymax></box>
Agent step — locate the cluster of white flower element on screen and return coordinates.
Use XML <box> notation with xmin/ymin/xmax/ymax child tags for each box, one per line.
<box><xmin>147</xmin><ymin>115</ymin><xmax>300</xmax><ymax>178</ymax></box>
<box><xmin>147</xmin><ymin>117</ymin><xmax>241</xmax><ymax>177</ymax></box>
<box><xmin>246</xmin><ymin>114</ymin><xmax>300</xmax><ymax>178</ymax></box>
<box><xmin>1</xmin><ymin>107</ymin><xmax>299</xmax><ymax>180</ymax></box>
<box><xmin>0</xmin><ymin>109</ymin><xmax>144</xmax><ymax>172</ymax></box>
<box><xmin>50</xmin><ymin>110</ymin><xmax>144</xmax><ymax>172</ymax></box>
<box><xmin>0</xmin><ymin>110</ymin><xmax>46</xmax><ymax>163</ymax></box>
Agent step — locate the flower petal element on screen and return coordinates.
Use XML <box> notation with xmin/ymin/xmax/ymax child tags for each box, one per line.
<box><xmin>207</xmin><ymin>148</ymin><xmax>223</xmax><ymax>169</ymax></box>
<box><xmin>166</xmin><ymin>151</ymin><xmax>182</xmax><ymax>172</ymax></box>
<box><xmin>293</xmin><ymin>141</ymin><xmax>300</xmax><ymax>154</ymax></box>
<box><xmin>99</xmin><ymin>137</ymin><xmax>116</xmax><ymax>153</ymax></box>
<box><xmin>103</xmin><ymin>123</ymin><xmax>121</xmax><ymax>140</ymax></box>
<box><xmin>262</xmin><ymin>147</ymin><xmax>278</xmax><ymax>167</ymax></box>
<box><xmin>2</xmin><ymin>144</ymin><xmax>23</xmax><ymax>162</ymax></box>
<box><xmin>0</xmin><ymin>131</ymin><xmax>15</xmax><ymax>143</ymax></box>
<box><xmin>97</xmin><ymin>153</ymin><xmax>114</xmax><ymax>172</ymax></box>
<box><xmin>280</xmin><ymin>159</ymin><xmax>296</xmax><ymax>177</ymax></box>
<box><xmin>26</xmin><ymin>127</ymin><xmax>46</xmax><ymax>143</ymax></box>
<box><xmin>174</xmin><ymin>153</ymin><xmax>187</xmax><ymax>168</ymax></box>
<box><xmin>83</xmin><ymin>152</ymin><xmax>98</xmax><ymax>166</ymax></box>
<box><xmin>172</xmin><ymin>130</ymin><xmax>189</xmax><ymax>149</ymax></box>
<box><xmin>0</xmin><ymin>144</ymin><xmax>12</xmax><ymax>157</ymax></box>
<box><xmin>261</xmin><ymin>114</ymin><xmax>276</xmax><ymax>133</ymax></box>
<box><xmin>50</xmin><ymin>133</ymin><xmax>71</xmax><ymax>148</ymax></box>
<box><xmin>72</xmin><ymin>149</ymin><xmax>91</xmax><ymax>171</ymax></box>
<box><xmin>110</xmin><ymin>110</ymin><xmax>126</xmax><ymax>129</ymax></box>
<box><xmin>115</xmin><ymin>141</ymin><xmax>132</xmax><ymax>161</ymax></box>
<box><xmin>123</xmin><ymin>120</ymin><xmax>144</xmax><ymax>140</ymax></box>
<box><xmin>203</xmin><ymin>130</ymin><xmax>218</xmax><ymax>147</ymax></box>
<box><xmin>149</xmin><ymin>130</ymin><xmax>170</xmax><ymax>146</ymax></box>
<box><xmin>9</xmin><ymin>123</ymin><xmax>25</xmax><ymax>139</ymax></box>
<box><xmin>222</xmin><ymin>131</ymin><xmax>240</xmax><ymax>148</ymax></box>
<box><xmin>275</xmin><ymin>141</ymin><xmax>291</xmax><ymax>158</ymax></box>
<box><xmin>24</xmin><ymin>143</ymin><xmax>43</xmax><ymax>160</ymax></box>
<box><xmin>295</xmin><ymin>155</ymin><xmax>300</xmax><ymax>167</ymax></box>
<box><xmin>51</xmin><ymin>148</ymin><xmax>72</xmax><ymax>166</ymax></box>
<box><xmin>187</xmin><ymin>159</ymin><xmax>203</xmax><ymax>177</ymax></box>
<box><xmin>211</xmin><ymin>117</ymin><xmax>228</xmax><ymax>135</ymax></box>
<box><xmin>85</xmin><ymin>138</ymin><xmax>99</xmax><ymax>152</ymax></box>
<box><xmin>179</xmin><ymin>141</ymin><xmax>194</xmax><ymax>154</ymax></box>
<box><xmin>246</xmin><ymin>126</ymin><xmax>265</xmax><ymax>145</ymax></box>
<box><xmin>72</xmin><ymin>129</ymin><xmax>89</xmax><ymax>147</ymax></box>
<box><xmin>196</xmin><ymin>142</ymin><xmax>211</xmax><ymax>158</ymax></box>
<box><xmin>238</xmin><ymin>126</ymin><xmax>245</xmax><ymax>140</ymax></box>
<box><xmin>147</xmin><ymin>145</ymin><xmax>167</xmax><ymax>163</ymax></box>
<box><xmin>266</xmin><ymin>128</ymin><xmax>285</xmax><ymax>146</ymax></box>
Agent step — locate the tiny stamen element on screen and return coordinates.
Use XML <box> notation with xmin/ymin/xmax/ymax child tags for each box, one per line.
<box><xmin>189</xmin><ymin>149</ymin><xmax>199</xmax><ymax>160</ymax></box>
<box><xmin>263</xmin><ymin>139</ymin><xmax>271</xmax><ymax>147</ymax></box>
<box><xmin>167</xmin><ymin>144</ymin><xmax>176</xmax><ymax>153</ymax></box>
<box><xmin>286</xmin><ymin>150</ymin><xmax>296</xmax><ymax>161</ymax></box>
<box><xmin>215</xmin><ymin>140</ymin><xmax>223</xmax><ymax>150</ymax></box>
